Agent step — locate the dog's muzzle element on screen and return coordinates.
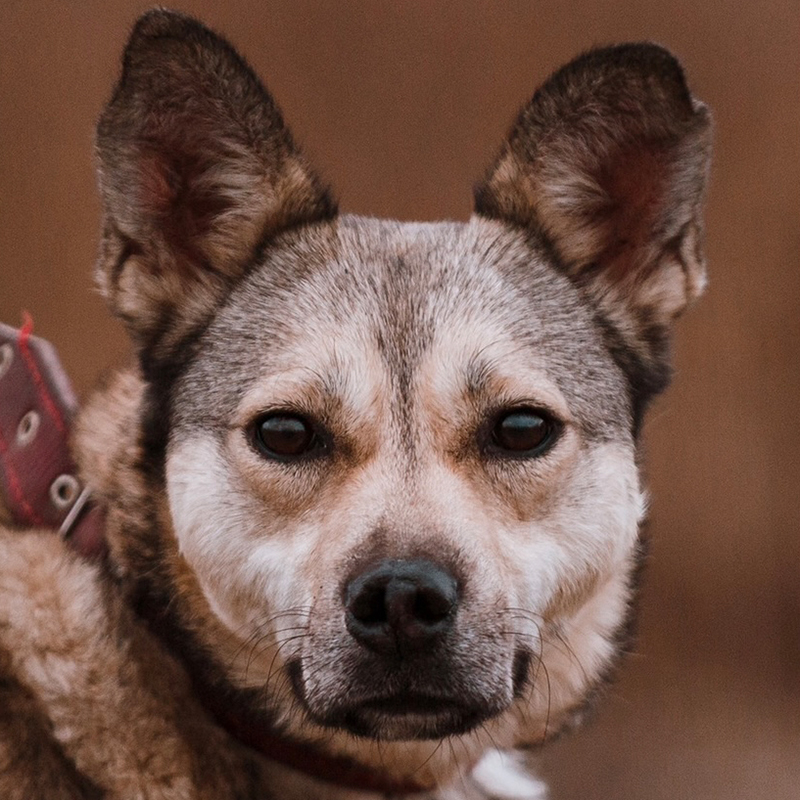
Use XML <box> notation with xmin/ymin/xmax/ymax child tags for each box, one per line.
<box><xmin>287</xmin><ymin>556</ymin><xmax>520</xmax><ymax>740</ymax></box>
<box><xmin>339</xmin><ymin>558</ymin><xmax>474</xmax><ymax>739</ymax></box>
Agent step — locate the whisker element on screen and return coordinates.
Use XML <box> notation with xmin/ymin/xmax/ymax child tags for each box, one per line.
<box><xmin>540</xmin><ymin>659</ymin><xmax>552</xmax><ymax>741</ymax></box>
<box><xmin>502</xmin><ymin>606</ymin><xmax>591</xmax><ymax>688</ymax></box>
<box><xmin>244</xmin><ymin>625</ymin><xmax>310</xmax><ymax>682</ymax></box>
<box><xmin>411</xmin><ymin>738</ymin><xmax>444</xmax><ymax>778</ymax></box>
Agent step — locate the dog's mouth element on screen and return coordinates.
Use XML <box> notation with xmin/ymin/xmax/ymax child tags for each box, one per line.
<box><xmin>286</xmin><ymin>659</ymin><xmax>501</xmax><ymax>739</ymax></box>
<box><xmin>361</xmin><ymin>693</ymin><xmax>461</xmax><ymax>715</ymax></box>
<box><xmin>285</xmin><ymin>637</ymin><xmax>533</xmax><ymax>740</ymax></box>
<box><xmin>332</xmin><ymin>693</ymin><xmax>495</xmax><ymax>740</ymax></box>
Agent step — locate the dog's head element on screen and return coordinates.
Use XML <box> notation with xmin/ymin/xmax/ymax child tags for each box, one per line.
<box><xmin>94</xmin><ymin>10</ymin><xmax>710</xmax><ymax>788</ymax></box>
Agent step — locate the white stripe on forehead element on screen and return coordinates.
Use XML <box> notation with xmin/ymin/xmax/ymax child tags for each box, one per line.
<box><xmin>231</xmin><ymin>230</ymin><xmax>573</xmax><ymax>431</ymax></box>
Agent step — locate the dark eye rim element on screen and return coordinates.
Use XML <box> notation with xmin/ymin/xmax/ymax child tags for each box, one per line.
<box><xmin>483</xmin><ymin>406</ymin><xmax>563</xmax><ymax>460</ymax></box>
<box><xmin>249</xmin><ymin>410</ymin><xmax>330</xmax><ymax>463</ymax></box>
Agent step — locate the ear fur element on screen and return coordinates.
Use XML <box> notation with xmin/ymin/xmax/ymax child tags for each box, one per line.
<box><xmin>475</xmin><ymin>44</ymin><xmax>711</xmax><ymax>402</ymax></box>
<box><xmin>96</xmin><ymin>10</ymin><xmax>336</xmax><ymax>350</ymax></box>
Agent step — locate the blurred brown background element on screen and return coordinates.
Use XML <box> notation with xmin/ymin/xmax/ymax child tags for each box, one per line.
<box><xmin>1</xmin><ymin>1</ymin><xmax>798</xmax><ymax>797</ymax></box>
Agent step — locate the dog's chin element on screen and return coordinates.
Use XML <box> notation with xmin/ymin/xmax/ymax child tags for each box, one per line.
<box><xmin>286</xmin><ymin>651</ymin><xmax>524</xmax><ymax>741</ymax></box>
<box><xmin>320</xmin><ymin>695</ymin><xmax>501</xmax><ymax>741</ymax></box>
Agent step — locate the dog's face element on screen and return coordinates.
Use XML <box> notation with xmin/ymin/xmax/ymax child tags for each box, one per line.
<box><xmin>166</xmin><ymin>216</ymin><xmax>641</xmax><ymax>748</ymax></box>
<box><xmin>95</xmin><ymin>10</ymin><xmax>710</xmax><ymax>784</ymax></box>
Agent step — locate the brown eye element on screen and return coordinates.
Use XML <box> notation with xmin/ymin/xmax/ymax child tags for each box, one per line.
<box><xmin>491</xmin><ymin>409</ymin><xmax>558</xmax><ymax>456</ymax></box>
<box><xmin>253</xmin><ymin>413</ymin><xmax>325</xmax><ymax>461</ymax></box>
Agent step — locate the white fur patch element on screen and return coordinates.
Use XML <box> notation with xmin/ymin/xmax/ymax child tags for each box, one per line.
<box><xmin>470</xmin><ymin>749</ymin><xmax>548</xmax><ymax>799</ymax></box>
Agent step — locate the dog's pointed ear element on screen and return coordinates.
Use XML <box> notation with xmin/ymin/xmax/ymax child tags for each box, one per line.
<box><xmin>96</xmin><ymin>10</ymin><xmax>336</xmax><ymax>347</ymax></box>
<box><xmin>475</xmin><ymin>43</ymin><xmax>711</xmax><ymax>382</ymax></box>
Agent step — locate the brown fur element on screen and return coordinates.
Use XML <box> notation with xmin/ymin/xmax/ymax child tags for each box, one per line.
<box><xmin>95</xmin><ymin>11</ymin><xmax>335</xmax><ymax>354</ymax></box>
<box><xmin>0</xmin><ymin>645</ymin><xmax>104</xmax><ymax>800</ymax></box>
<box><xmin>0</xmin><ymin>514</ymin><xmax>271</xmax><ymax>799</ymax></box>
<box><xmin>0</xmin><ymin>10</ymin><xmax>710</xmax><ymax>799</ymax></box>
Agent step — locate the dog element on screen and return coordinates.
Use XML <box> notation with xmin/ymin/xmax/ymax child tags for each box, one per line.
<box><xmin>0</xmin><ymin>9</ymin><xmax>711</xmax><ymax>799</ymax></box>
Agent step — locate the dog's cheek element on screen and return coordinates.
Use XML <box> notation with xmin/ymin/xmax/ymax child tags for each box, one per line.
<box><xmin>508</xmin><ymin>442</ymin><xmax>643</xmax><ymax>613</ymax></box>
<box><xmin>495</xmin><ymin>442</ymin><xmax>644</xmax><ymax>739</ymax></box>
<box><xmin>437</xmin><ymin>437</ymin><xmax>640</xmax><ymax>621</ymax></box>
<box><xmin>165</xmin><ymin>435</ymin><xmax>313</xmax><ymax>638</ymax></box>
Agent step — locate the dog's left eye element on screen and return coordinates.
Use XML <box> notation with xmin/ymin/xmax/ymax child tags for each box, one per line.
<box><xmin>251</xmin><ymin>413</ymin><xmax>326</xmax><ymax>461</ymax></box>
<box><xmin>489</xmin><ymin>409</ymin><xmax>559</xmax><ymax>457</ymax></box>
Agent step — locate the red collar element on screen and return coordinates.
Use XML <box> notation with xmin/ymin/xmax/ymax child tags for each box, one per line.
<box><xmin>0</xmin><ymin>315</ymin><xmax>105</xmax><ymax>557</ymax></box>
<box><xmin>0</xmin><ymin>316</ymin><xmax>428</xmax><ymax>796</ymax></box>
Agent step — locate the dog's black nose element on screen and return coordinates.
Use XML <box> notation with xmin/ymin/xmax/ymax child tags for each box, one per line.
<box><xmin>344</xmin><ymin>559</ymin><xmax>458</xmax><ymax>654</ymax></box>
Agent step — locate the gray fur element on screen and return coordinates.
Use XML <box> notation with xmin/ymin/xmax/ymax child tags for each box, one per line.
<box><xmin>0</xmin><ymin>10</ymin><xmax>710</xmax><ymax>800</ymax></box>
<box><xmin>175</xmin><ymin>216</ymin><xmax>631</xmax><ymax>441</ymax></box>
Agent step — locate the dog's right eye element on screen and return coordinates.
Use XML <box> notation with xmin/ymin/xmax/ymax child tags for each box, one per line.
<box><xmin>251</xmin><ymin>413</ymin><xmax>326</xmax><ymax>461</ymax></box>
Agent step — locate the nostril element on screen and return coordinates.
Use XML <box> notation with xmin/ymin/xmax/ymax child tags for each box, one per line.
<box><xmin>414</xmin><ymin>585</ymin><xmax>454</xmax><ymax>624</ymax></box>
<box><xmin>349</xmin><ymin>583</ymin><xmax>388</xmax><ymax>625</ymax></box>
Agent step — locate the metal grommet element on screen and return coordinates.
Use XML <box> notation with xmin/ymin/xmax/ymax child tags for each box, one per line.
<box><xmin>0</xmin><ymin>343</ymin><xmax>12</xmax><ymax>379</ymax></box>
<box><xmin>50</xmin><ymin>474</ymin><xmax>81</xmax><ymax>510</ymax></box>
<box><xmin>16</xmin><ymin>410</ymin><xmax>40</xmax><ymax>446</ymax></box>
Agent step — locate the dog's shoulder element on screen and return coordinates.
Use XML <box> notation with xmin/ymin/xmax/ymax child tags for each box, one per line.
<box><xmin>0</xmin><ymin>516</ymin><xmax>268</xmax><ymax>799</ymax></box>
<box><xmin>0</xmin><ymin>530</ymin><xmax>106</xmax><ymax>800</ymax></box>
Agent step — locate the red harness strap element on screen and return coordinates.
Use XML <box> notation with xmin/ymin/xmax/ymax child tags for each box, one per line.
<box><xmin>0</xmin><ymin>317</ymin><xmax>105</xmax><ymax>558</ymax></box>
<box><xmin>0</xmin><ymin>317</ymin><xmax>430</xmax><ymax>795</ymax></box>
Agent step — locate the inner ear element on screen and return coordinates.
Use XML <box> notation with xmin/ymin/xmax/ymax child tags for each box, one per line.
<box><xmin>136</xmin><ymin>147</ymin><xmax>240</xmax><ymax>274</ymax></box>
<box><xmin>596</xmin><ymin>144</ymin><xmax>671</xmax><ymax>281</ymax></box>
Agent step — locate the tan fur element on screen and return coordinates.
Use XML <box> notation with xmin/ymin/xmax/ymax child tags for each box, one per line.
<box><xmin>0</xmin><ymin>526</ymin><xmax>272</xmax><ymax>799</ymax></box>
<box><xmin>0</xmin><ymin>12</ymin><xmax>709</xmax><ymax>800</ymax></box>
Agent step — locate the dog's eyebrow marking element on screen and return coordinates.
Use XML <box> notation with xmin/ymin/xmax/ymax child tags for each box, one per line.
<box><xmin>466</xmin><ymin>356</ymin><xmax>570</xmax><ymax>415</ymax></box>
<box><xmin>421</xmin><ymin>325</ymin><xmax>574</xmax><ymax>421</ymax></box>
<box><xmin>229</xmin><ymin>346</ymin><xmax>387</xmax><ymax>436</ymax></box>
<box><xmin>231</xmin><ymin>368</ymin><xmax>347</xmax><ymax>425</ymax></box>
<box><xmin>465</xmin><ymin>356</ymin><xmax>492</xmax><ymax>400</ymax></box>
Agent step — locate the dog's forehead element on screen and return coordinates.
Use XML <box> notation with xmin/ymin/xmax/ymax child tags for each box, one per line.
<box><xmin>177</xmin><ymin>215</ymin><xmax>630</xmax><ymax>435</ymax></box>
